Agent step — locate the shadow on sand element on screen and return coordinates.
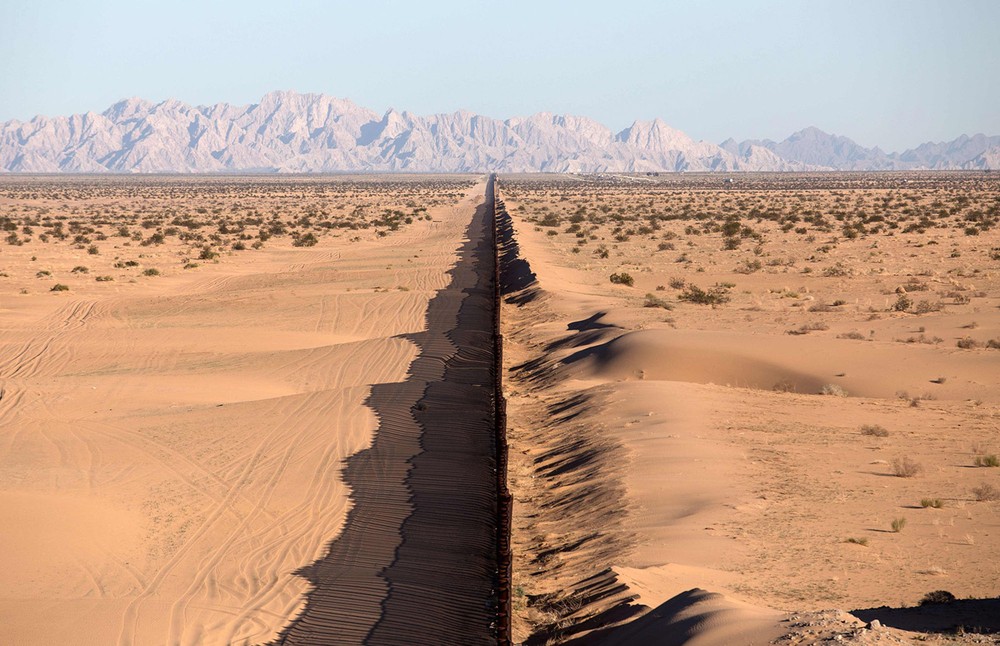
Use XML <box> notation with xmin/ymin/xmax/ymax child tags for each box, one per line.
<box><xmin>852</xmin><ymin>597</ymin><xmax>1000</xmax><ymax>635</ymax></box>
<box><xmin>271</xmin><ymin>190</ymin><xmax>498</xmax><ymax>645</ymax></box>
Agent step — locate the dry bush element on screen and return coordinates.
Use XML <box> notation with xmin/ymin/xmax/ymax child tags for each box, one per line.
<box><xmin>643</xmin><ymin>293</ymin><xmax>672</xmax><ymax>309</ymax></box>
<box><xmin>609</xmin><ymin>272</ymin><xmax>634</xmax><ymax>286</ymax></box>
<box><xmin>860</xmin><ymin>424</ymin><xmax>889</xmax><ymax>437</ymax></box>
<box><xmin>972</xmin><ymin>483</ymin><xmax>999</xmax><ymax>501</ymax></box>
<box><xmin>919</xmin><ymin>590</ymin><xmax>956</xmax><ymax>605</ymax></box>
<box><xmin>973</xmin><ymin>454</ymin><xmax>1000</xmax><ymax>468</ymax></box>
<box><xmin>820</xmin><ymin>384</ymin><xmax>848</xmax><ymax>397</ymax></box>
<box><xmin>891</xmin><ymin>456</ymin><xmax>922</xmax><ymax>478</ymax></box>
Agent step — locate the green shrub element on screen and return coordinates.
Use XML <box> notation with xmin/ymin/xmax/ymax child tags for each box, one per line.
<box><xmin>609</xmin><ymin>272</ymin><xmax>634</xmax><ymax>287</ymax></box>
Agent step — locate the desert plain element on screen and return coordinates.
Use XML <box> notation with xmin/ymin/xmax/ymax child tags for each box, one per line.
<box><xmin>0</xmin><ymin>171</ymin><xmax>998</xmax><ymax>645</ymax></box>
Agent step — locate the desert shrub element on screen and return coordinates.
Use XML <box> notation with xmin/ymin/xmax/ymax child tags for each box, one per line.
<box><xmin>919</xmin><ymin>590</ymin><xmax>956</xmax><ymax>606</ymax></box>
<box><xmin>142</xmin><ymin>268</ymin><xmax>160</xmax><ymax>276</ymax></box>
<box><xmin>643</xmin><ymin>293</ymin><xmax>672</xmax><ymax>309</ymax></box>
<box><xmin>892</xmin><ymin>456</ymin><xmax>922</xmax><ymax>477</ymax></box>
<box><xmin>822</xmin><ymin>262</ymin><xmax>851</xmax><ymax>277</ymax></box>
<box><xmin>71</xmin><ymin>266</ymin><xmax>89</xmax><ymax>274</ymax></box>
<box><xmin>734</xmin><ymin>259</ymin><xmax>762</xmax><ymax>274</ymax></box>
<box><xmin>891</xmin><ymin>517</ymin><xmax>907</xmax><ymax>532</ymax></box>
<box><xmin>913</xmin><ymin>300</ymin><xmax>943</xmax><ymax>314</ymax></box>
<box><xmin>198</xmin><ymin>247</ymin><xmax>218</xmax><ymax>260</ymax></box>
<box><xmin>838</xmin><ymin>331</ymin><xmax>867</xmax><ymax>340</ymax></box>
<box><xmin>891</xmin><ymin>294</ymin><xmax>912</xmax><ymax>312</ymax></box>
<box><xmin>786</xmin><ymin>322</ymin><xmax>829</xmax><ymax>335</ymax></box>
<box><xmin>973</xmin><ymin>454</ymin><xmax>1000</xmax><ymax>468</ymax></box>
<box><xmin>678</xmin><ymin>283</ymin><xmax>731</xmax><ymax>305</ymax></box>
<box><xmin>820</xmin><ymin>383</ymin><xmax>848</xmax><ymax>397</ymax></box>
<box><xmin>87</xmin><ymin>245</ymin><xmax>99</xmax><ymax>255</ymax></box>
<box><xmin>50</xmin><ymin>283</ymin><xmax>69</xmax><ymax>292</ymax></box>
<box><xmin>668</xmin><ymin>277</ymin><xmax>686</xmax><ymax>289</ymax></box>
<box><xmin>972</xmin><ymin>483</ymin><xmax>999</xmax><ymax>501</ymax></box>
<box><xmin>95</xmin><ymin>275</ymin><xmax>114</xmax><ymax>282</ymax></box>
<box><xmin>860</xmin><ymin>424</ymin><xmax>889</xmax><ymax>437</ymax></box>
<box><xmin>987</xmin><ymin>339</ymin><xmax>1000</xmax><ymax>349</ymax></box>
<box><xmin>293</xmin><ymin>232</ymin><xmax>318</xmax><ymax>247</ymax></box>
<box><xmin>844</xmin><ymin>537</ymin><xmax>869</xmax><ymax>546</ymax></box>
<box><xmin>920</xmin><ymin>498</ymin><xmax>944</xmax><ymax>509</ymax></box>
<box><xmin>957</xmin><ymin>336</ymin><xmax>980</xmax><ymax>349</ymax></box>
<box><xmin>772</xmin><ymin>379</ymin><xmax>796</xmax><ymax>393</ymax></box>
<box><xmin>609</xmin><ymin>272</ymin><xmax>634</xmax><ymax>287</ymax></box>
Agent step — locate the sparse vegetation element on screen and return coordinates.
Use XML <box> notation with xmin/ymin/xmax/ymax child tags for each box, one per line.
<box><xmin>609</xmin><ymin>272</ymin><xmax>634</xmax><ymax>287</ymax></box>
<box><xmin>919</xmin><ymin>590</ymin><xmax>956</xmax><ymax>605</ymax></box>
<box><xmin>891</xmin><ymin>517</ymin><xmax>908</xmax><ymax>532</ymax></box>
<box><xmin>678</xmin><ymin>283</ymin><xmax>731</xmax><ymax>305</ymax></box>
<box><xmin>973</xmin><ymin>454</ymin><xmax>1000</xmax><ymax>468</ymax></box>
<box><xmin>820</xmin><ymin>383</ymin><xmax>848</xmax><ymax>397</ymax></box>
<box><xmin>643</xmin><ymin>293</ymin><xmax>672</xmax><ymax>309</ymax></box>
<box><xmin>860</xmin><ymin>424</ymin><xmax>889</xmax><ymax>437</ymax></box>
<box><xmin>972</xmin><ymin>483</ymin><xmax>999</xmax><ymax>501</ymax></box>
<box><xmin>891</xmin><ymin>456</ymin><xmax>922</xmax><ymax>478</ymax></box>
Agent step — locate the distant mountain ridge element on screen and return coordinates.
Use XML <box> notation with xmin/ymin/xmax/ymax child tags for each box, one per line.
<box><xmin>1</xmin><ymin>91</ymin><xmax>996</xmax><ymax>173</ymax></box>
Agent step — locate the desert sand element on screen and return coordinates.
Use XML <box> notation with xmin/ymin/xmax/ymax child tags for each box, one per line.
<box><xmin>498</xmin><ymin>173</ymin><xmax>1000</xmax><ymax>644</ymax></box>
<box><xmin>0</xmin><ymin>175</ymin><xmax>497</xmax><ymax>645</ymax></box>
<box><xmin>2</xmin><ymin>171</ymin><xmax>998</xmax><ymax>646</ymax></box>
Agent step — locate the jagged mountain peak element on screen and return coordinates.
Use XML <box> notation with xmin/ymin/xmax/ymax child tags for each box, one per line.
<box><xmin>0</xmin><ymin>92</ymin><xmax>996</xmax><ymax>173</ymax></box>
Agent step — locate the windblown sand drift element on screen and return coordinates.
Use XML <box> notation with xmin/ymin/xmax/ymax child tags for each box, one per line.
<box><xmin>500</xmin><ymin>172</ymin><xmax>1000</xmax><ymax>644</ymax></box>
<box><xmin>0</xmin><ymin>176</ymin><xmax>500</xmax><ymax>645</ymax></box>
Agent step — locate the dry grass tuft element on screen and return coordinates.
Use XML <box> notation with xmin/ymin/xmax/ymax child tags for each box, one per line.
<box><xmin>891</xmin><ymin>456</ymin><xmax>922</xmax><ymax>478</ymax></box>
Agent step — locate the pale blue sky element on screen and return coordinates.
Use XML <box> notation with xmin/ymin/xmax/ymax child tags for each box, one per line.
<box><xmin>1</xmin><ymin>0</ymin><xmax>997</xmax><ymax>151</ymax></box>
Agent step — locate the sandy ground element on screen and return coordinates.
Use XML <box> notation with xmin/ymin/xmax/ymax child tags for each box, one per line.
<box><xmin>0</xmin><ymin>176</ymin><xmax>487</xmax><ymax>644</ymax></box>
<box><xmin>499</xmin><ymin>173</ymin><xmax>1000</xmax><ymax>644</ymax></box>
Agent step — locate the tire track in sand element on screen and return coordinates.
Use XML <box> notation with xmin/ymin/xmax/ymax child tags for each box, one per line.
<box><xmin>272</xmin><ymin>182</ymin><xmax>499</xmax><ymax>646</ymax></box>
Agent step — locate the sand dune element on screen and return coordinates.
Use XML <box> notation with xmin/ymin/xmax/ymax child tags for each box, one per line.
<box><xmin>0</xmin><ymin>178</ymin><xmax>496</xmax><ymax>644</ymax></box>
<box><xmin>499</xmin><ymin>174</ymin><xmax>1000</xmax><ymax>644</ymax></box>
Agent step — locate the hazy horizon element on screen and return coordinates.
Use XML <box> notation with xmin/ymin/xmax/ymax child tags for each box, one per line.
<box><xmin>2</xmin><ymin>0</ymin><xmax>998</xmax><ymax>151</ymax></box>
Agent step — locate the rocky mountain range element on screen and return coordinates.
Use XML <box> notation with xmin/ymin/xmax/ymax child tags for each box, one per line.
<box><xmin>1</xmin><ymin>91</ymin><xmax>997</xmax><ymax>173</ymax></box>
